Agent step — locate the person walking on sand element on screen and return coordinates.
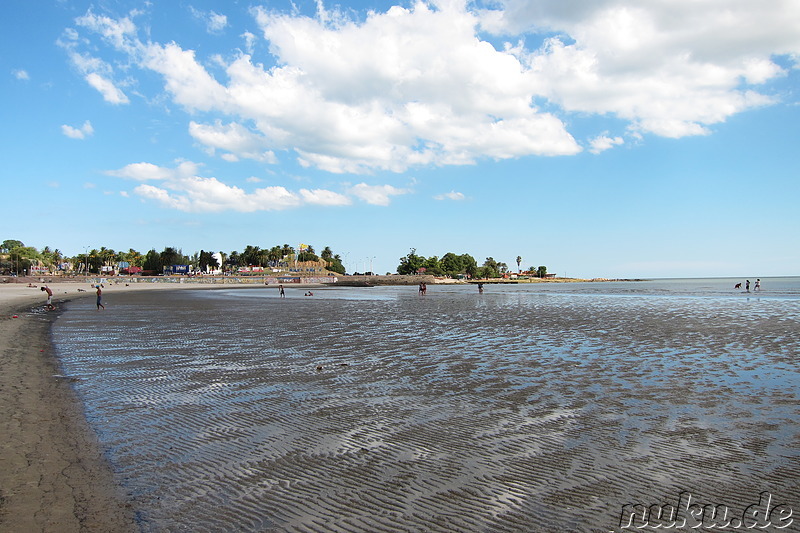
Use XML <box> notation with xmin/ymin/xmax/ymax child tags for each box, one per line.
<box><xmin>279</xmin><ymin>284</ymin><xmax>285</xmax><ymax>298</ymax></box>
<box><xmin>478</xmin><ymin>282</ymin><xmax>484</xmax><ymax>294</ymax></box>
<box><xmin>754</xmin><ymin>279</ymin><xmax>761</xmax><ymax>291</ymax></box>
<box><xmin>96</xmin><ymin>285</ymin><xmax>105</xmax><ymax>310</ymax></box>
<box><xmin>41</xmin><ymin>285</ymin><xmax>53</xmax><ymax>309</ymax></box>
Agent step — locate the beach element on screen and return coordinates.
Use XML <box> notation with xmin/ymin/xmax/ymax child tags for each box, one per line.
<box><xmin>0</xmin><ymin>279</ymin><xmax>259</xmax><ymax>532</ymax></box>
<box><xmin>3</xmin><ymin>278</ymin><xmax>799</xmax><ymax>532</ymax></box>
<box><xmin>0</xmin><ymin>281</ymin><xmax>132</xmax><ymax>532</ymax></box>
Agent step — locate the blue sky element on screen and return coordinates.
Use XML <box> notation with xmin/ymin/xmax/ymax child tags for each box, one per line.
<box><xmin>2</xmin><ymin>0</ymin><xmax>798</xmax><ymax>278</ymax></box>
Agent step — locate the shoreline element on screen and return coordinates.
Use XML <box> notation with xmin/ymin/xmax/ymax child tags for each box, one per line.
<box><xmin>0</xmin><ymin>289</ymin><xmax>136</xmax><ymax>531</ymax></box>
<box><xmin>0</xmin><ymin>279</ymin><xmax>279</xmax><ymax>532</ymax></box>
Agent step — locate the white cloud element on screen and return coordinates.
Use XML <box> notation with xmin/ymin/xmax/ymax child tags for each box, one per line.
<box><xmin>189</xmin><ymin>121</ymin><xmax>277</xmax><ymax>163</ymax></box>
<box><xmin>484</xmin><ymin>1</ymin><xmax>797</xmax><ymax>137</ymax></box>
<box><xmin>69</xmin><ymin>1</ymin><xmax>799</xmax><ymax>180</ymax></box>
<box><xmin>141</xmin><ymin>42</ymin><xmax>228</xmax><ymax>112</ymax></box>
<box><xmin>190</xmin><ymin>7</ymin><xmax>229</xmax><ymax>34</ymax></box>
<box><xmin>299</xmin><ymin>188</ymin><xmax>352</xmax><ymax>206</ymax></box>
<box><xmin>347</xmin><ymin>183</ymin><xmax>410</xmax><ymax>206</ymax></box>
<box><xmin>84</xmin><ymin>72</ymin><xmax>129</xmax><ymax>104</ymax></box>
<box><xmin>59</xmin><ymin>16</ymin><xmax>133</xmax><ymax>105</ymax></box>
<box><xmin>209</xmin><ymin>12</ymin><xmax>228</xmax><ymax>33</ymax></box>
<box><xmin>61</xmin><ymin>120</ymin><xmax>94</xmax><ymax>139</ymax></box>
<box><xmin>434</xmin><ymin>191</ymin><xmax>466</xmax><ymax>201</ymax></box>
<box><xmin>13</xmin><ymin>69</ymin><xmax>29</xmax><ymax>80</ymax></box>
<box><xmin>109</xmin><ymin>161</ymin><xmax>357</xmax><ymax>212</ymax></box>
<box><xmin>588</xmin><ymin>133</ymin><xmax>624</xmax><ymax>154</ymax></box>
<box><xmin>106</xmin><ymin>161</ymin><xmax>197</xmax><ymax>181</ymax></box>
<box><xmin>241</xmin><ymin>31</ymin><xmax>257</xmax><ymax>54</ymax></box>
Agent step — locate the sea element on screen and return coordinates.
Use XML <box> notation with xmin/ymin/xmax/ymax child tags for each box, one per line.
<box><xmin>52</xmin><ymin>277</ymin><xmax>800</xmax><ymax>532</ymax></box>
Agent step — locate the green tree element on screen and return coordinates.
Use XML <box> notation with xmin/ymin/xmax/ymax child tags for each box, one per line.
<box><xmin>537</xmin><ymin>265</ymin><xmax>548</xmax><ymax>278</ymax></box>
<box><xmin>397</xmin><ymin>248</ymin><xmax>426</xmax><ymax>275</ymax></box>
<box><xmin>440</xmin><ymin>252</ymin><xmax>462</xmax><ymax>277</ymax></box>
<box><xmin>516</xmin><ymin>256</ymin><xmax>522</xmax><ymax>273</ymax></box>
<box><xmin>460</xmin><ymin>254</ymin><xmax>478</xmax><ymax>278</ymax></box>
<box><xmin>242</xmin><ymin>245</ymin><xmax>261</xmax><ymax>266</ymax></box>
<box><xmin>8</xmin><ymin>245</ymin><xmax>41</xmax><ymax>276</ymax></box>
<box><xmin>1</xmin><ymin>239</ymin><xmax>24</xmax><ymax>253</ymax></box>
<box><xmin>143</xmin><ymin>249</ymin><xmax>161</xmax><ymax>272</ymax></box>
<box><xmin>422</xmin><ymin>255</ymin><xmax>443</xmax><ymax>276</ymax></box>
<box><xmin>327</xmin><ymin>254</ymin><xmax>346</xmax><ymax>274</ymax></box>
<box><xmin>480</xmin><ymin>257</ymin><xmax>501</xmax><ymax>279</ymax></box>
<box><xmin>160</xmin><ymin>247</ymin><xmax>185</xmax><ymax>267</ymax></box>
<box><xmin>228</xmin><ymin>251</ymin><xmax>242</xmax><ymax>270</ymax></box>
<box><xmin>297</xmin><ymin>244</ymin><xmax>319</xmax><ymax>262</ymax></box>
<box><xmin>121</xmin><ymin>248</ymin><xmax>144</xmax><ymax>267</ymax></box>
<box><xmin>319</xmin><ymin>247</ymin><xmax>345</xmax><ymax>274</ymax></box>
<box><xmin>267</xmin><ymin>246</ymin><xmax>282</xmax><ymax>262</ymax></box>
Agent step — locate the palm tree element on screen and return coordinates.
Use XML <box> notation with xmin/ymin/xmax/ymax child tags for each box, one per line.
<box><xmin>516</xmin><ymin>256</ymin><xmax>522</xmax><ymax>274</ymax></box>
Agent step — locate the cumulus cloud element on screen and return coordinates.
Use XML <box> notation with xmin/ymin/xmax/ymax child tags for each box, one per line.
<box><xmin>67</xmin><ymin>0</ymin><xmax>799</xmax><ymax>179</ymax></box>
<box><xmin>61</xmin><ymin>120</ymin><xmax>94</xmax><ymax>139</ymax></box>
<box><xmin>588</xmin><ymin>133</ymin><xmax>624</xmax><ymax>154</ymax></box>
<box><xmin>58</xmin><ymin>15</ymin><xmax>133</xmax><ymax>104</ymax></box>
<box><xmin>299</xmin><ymin>188</ymin><xmax>352</xmax><ymax>206</ymax></box>
<box><xmin>85</xmin><ymin>72</ymin><xmax>129</xmax><ymax>104</ymax></box>
<box><xmin>189</xmin><ymin>121</ymin><xmax>277</xmax><ymax>162</ymax></box>
<box><xmin>106</xmin><ymin>161</ymin><xmax>388</xmax><ymax>212</ymax></box>
<box><xmin>190</xmin><ymin>7</ymin><xmax>228</xmax><ymax>34</ymax></box>
<box><xmin>434</xmin><ymin>191</ymin><xmax>466</xmax><ymax>201</ymax></box>
<box><xmin>482</xmin><ymin>1</ymin><xmax>796</xmax><ymax>137</ymax></box>
<box><xmin>347</xmin><ymin>183</ymin><xmax>411</xmax><ymax>206</ymax></box>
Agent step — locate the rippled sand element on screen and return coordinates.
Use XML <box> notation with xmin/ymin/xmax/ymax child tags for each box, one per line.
<box><xmin>53</xmin><ymin>285</ymin><xmax>800</xmax><ymax>532</ymax></box>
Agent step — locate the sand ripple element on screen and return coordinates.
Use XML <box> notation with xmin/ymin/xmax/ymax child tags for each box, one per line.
<box><xmin>53</xmin><ymin>286</ymin><xmax>800</xmax><ymax>532</ymax></box>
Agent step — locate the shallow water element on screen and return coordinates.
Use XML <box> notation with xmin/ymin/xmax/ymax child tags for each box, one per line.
<box><xmin>52</xmin><ymin>278</ymin><xmax>800</xmax><ymax>532</ymax></box>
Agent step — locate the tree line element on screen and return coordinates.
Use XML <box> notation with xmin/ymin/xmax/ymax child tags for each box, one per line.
<box><xmin>397</xmin><ymin>249</ymin><xmax>547</xmax><ymax>279</ymax></box>
<box><xmin>0</xmin><ymin>239</ymin><xmax>345</xmax><ymax>276</ymax></box>
<box><xmin>1</xmin><ymin>239</ymin><xmax>547</xmax><ymax>279</ymax></box>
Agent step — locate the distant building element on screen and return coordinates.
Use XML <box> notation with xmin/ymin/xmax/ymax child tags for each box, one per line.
<box><xmin>164</xmin><ymin>265</ymin><xmax>190</xmax><ymax>275</ymax></box>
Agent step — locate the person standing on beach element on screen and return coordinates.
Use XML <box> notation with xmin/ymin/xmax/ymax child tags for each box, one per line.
<box><xmin>279</xmin><ymin>284</ymin><xmax>285</xmax><ymax>298</ymax></box>
<box><xmin>755</xmin><ymin>279</ymin><xmax>761</xmax><ymax>291</ymax></box>
<box><xmin>478</xmin><ymin>282</ymin><xmax>484</xmax><ymax>294</ymax></box>
<box><xmin>96</xmin><ymin>286</ymin><xmax>105</xmax><ymax>310</ymax></box>
<box><xmin>41</xmin><ymin>285</ymin><xmax>53</xmax><ymax>309</ymax></box>
<box><xmin>745</xmin><ymin>280</ymin><xmax>750</xmax><ymax>292</ymax></box>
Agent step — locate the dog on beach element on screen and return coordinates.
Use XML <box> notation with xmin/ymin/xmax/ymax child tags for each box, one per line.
<box><xmin>734</xmin><ymin>283</ymin><xmax>741</xmax><ymax>289</ymax></box>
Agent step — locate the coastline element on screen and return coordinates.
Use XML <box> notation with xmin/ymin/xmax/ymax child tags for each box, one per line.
<box><xmin>0</xmin><ymin>286</ymin><xmax>136</xmax><ymax>532</ymax></box>
<box><xmin>0</xmin><ymin>279</ymin><xmax>278</xmax><ymax>532</ymax></box>
<box><xmin>0</xmin><ymin>275</ymin><xmax>584</xmax><ymax>530</ymax></box>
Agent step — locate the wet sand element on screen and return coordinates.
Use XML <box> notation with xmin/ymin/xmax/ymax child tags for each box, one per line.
<box><xmin>0</xmin><ymin>283</ymin><xmax>134</xmax><ymax>532</ymax></box>
<box><xmin>47</xmin><ymin>285</ymin><xmax>800</xmax><ymax>532</ymax></box>
<box><xmin>0</xmin><ymin>279</ymin><xmax>278</xmax><ymax>531</ymax></box>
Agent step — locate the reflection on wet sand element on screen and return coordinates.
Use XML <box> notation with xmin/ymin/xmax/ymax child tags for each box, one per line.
<box><xmin>53</xmin><ymin>284</ymin><xmax>800</xmax><ymax>532</ymax></box>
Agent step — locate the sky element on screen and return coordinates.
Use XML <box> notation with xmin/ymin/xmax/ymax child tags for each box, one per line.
<box><xmin>2</xmin><ymin>0</ymin><xmax>798</xmax><ymax>278</ymax></box>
